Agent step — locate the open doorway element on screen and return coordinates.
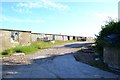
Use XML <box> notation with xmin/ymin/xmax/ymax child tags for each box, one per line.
<box><xmin>67</xmin><ymin>36</ymin><xmax>70</xmax><ymax>40</ymax></box>
<box><xmin>53</xmin><ymin>35</ymin><xmax>55</xmax><ymax>40</ymax></box>
<box><xmin>73</xmin><ymin>36</ymin><xmax>75</xmax><ymax>40</ymax></box>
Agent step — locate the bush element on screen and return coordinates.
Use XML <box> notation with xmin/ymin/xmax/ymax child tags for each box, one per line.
<box><xmin>1</xmin><ymin>48</ymin><xmax>15</xmax><ymax>55</ymax></box>
<box><xmin>95</xmin><ymin>19</ymin><xmax>120</xmax><ymax>59</ymax></box>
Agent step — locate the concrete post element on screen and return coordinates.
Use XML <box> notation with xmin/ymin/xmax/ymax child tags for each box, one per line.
<box><xmin>118</xmin><ymin>1</ymin><xmax>120</xmax><ymax>21</ymax></box>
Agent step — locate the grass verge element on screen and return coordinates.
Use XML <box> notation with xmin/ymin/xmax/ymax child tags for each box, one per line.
<box><xmin>1</xmin><ymin>40</ymin><xmax>78</xmax><ymax>57</ymax></box>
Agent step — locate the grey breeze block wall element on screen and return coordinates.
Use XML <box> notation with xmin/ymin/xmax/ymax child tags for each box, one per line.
<box><xmin>31</xmin><ymin>33</ymin><xmax>42</xmax><ymax>42</ymax></box>
<box><xmin>104</xmin><ymin>47</ymin><xmax>120</xmax><ymax>69</ymax></box>
<box><xmin>0</xmin><ymin>30</ymin><xmax>11</xmax><ymax>51</ymax></box>
<box><xmin>19</xmin><ymin>31</ymin><xmax>31</xmax><ymax>46</ymax></box>
<box><xmin>63</xmin><ymin>35</ymin><xmax>68</xmax><ymax>41</ymax></box>
<box><xmin>32</xmin><ymin>33</ymin><xmax>56</xmax><ymax>42</ymax></box>
<box><xmin>0</xmin><ymin>29</ymin><xmax>31</xmax><ymax>51</ymax></box>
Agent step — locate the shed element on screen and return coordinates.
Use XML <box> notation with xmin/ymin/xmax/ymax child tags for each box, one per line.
<box><xmin>0</xmin><ymin>29</ymin><xmax>31</xmax><ymax>51</ymax></box>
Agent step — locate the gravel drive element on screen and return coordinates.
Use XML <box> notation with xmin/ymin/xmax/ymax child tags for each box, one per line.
<box><xmin>2</xmin><ymin>42</ymin><xmax>119</xmax><ymax>78</ymax></box>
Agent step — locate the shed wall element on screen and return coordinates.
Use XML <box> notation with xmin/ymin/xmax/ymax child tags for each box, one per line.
<box><xmin>55</xmin><ymin>35</ymin><xmax>63</xmax><ymax>40</ymax></box>
<box><xmin>63</xmin><ymin>36</ymin><xmax>68</xmax><ymax>41</ymax></box>
<box><xmin>70</xmin><ymin>36</ymin><xmax>73</xmax><ymax>40</ymax></box>
<box><xmin>0</xmin><ymin>30</ymin><xmax>31</xmax><ymax>51</ymax></box>
<box><xmin>104</xmin><ymin>47</ymin><xmax>120</xmax><ymax>69</ymax></box>
<box><xmin>19</xmin><ymin>32</ymin><xmax>31</xmax><ymax>46</ymax></box>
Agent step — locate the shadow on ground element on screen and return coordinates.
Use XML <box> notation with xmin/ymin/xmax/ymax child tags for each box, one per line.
<box><xmin>63</xmin><ymin>42</ymin><xmax>94</xmax><ymax>48</ymax></box>
<box><xmin>2</xmin><ymin>52</ymin><xmax>77</xmax><ymax>78</ymax></box>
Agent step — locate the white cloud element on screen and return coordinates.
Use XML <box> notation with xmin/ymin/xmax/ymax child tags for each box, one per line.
<box><xmin>0</xmin><ymin>16</ymin><xmax>45</xmax><ymax>23</ymax></box>
<box><xmin>16</xmin><ymin>0</ymin><xmax>69</xmax><ymax>10</ymax></box>
<box><xmin>42</xmin><ymin>0</ymin><xmax>69</xmax><ymax>9</ymax></box>
<box><xmin>12</xmin><ymin>6</ymin><xmax>32</xmax><ymax>14</ymax></box>
<box><xmin>17</xmin><ymin>2</ymin><xmax>43</xmax><ymax>8</ymax></box>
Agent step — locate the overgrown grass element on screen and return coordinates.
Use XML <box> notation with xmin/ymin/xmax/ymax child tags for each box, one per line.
<box><xmin>1</xmin><ymin>40</ymin><xmax>78</xmax><ymax>57</ymax></box>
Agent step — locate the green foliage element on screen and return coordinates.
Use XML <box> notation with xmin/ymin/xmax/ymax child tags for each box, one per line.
<box><xmin>1</xmin><ymin>49</ymin><xmax>14</xmax><ymax>55</ymax></box>
<box><xmin>95</xmin><ymin>19</ymin><xmax>120</xmax><ymax>58</ymax></box>
<box><xmin>1</xmin><ymin>40</ymin><xmax>78</xmax><ymax>56</ymax></box>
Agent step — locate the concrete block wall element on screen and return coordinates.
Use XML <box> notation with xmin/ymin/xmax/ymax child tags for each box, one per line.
<box><xmin>0</xmin><ymin>29</ymin><xmax>31</xmax><ymax>51</ymax></box>
<box><xmin>31</xmin><ymin>34</ymin><xmax>36</xmax><ymax>42</ymax></box>
<box><xmin>104</xmin><ymin>47</ymin><xmax>120</xmax><ymax>70</ymax></box>
<box><xmin>55</xmin><ymin>35</ymin><xmax>63</xmax><ymax>40</ymax></box>
<box><xmin>46</xmin><ymin>34</ymin><xmax>53</xmax><ymax>41</ymax></box>
<box><xmin>32</xmin><ymin>34</ymin><xmax>40</xmax><ymax>42</ymax></box>
<box><xmin>19</xmin><ymin>32</ymin><xmax>31</xmax><ymax>46</ymax></box>
<box><xmin>0</xmin><ymin>30</ymin><xmax>19</xmax><ymax>51</ymax></box>
<box><xmin>70</xmin><ymin>36</ymin><xmax>73</xmax><ymax>40</ymax></box>
<box><xmin>63</xmin><ymin>36</ymin><xmax>68</xmax><ymax>41</ymax></box>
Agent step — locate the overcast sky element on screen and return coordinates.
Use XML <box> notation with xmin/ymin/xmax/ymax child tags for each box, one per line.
<box><xmin>0</xmin><ymin>0</ymin><xmax>119</xmax><ymax>37</ymax></box>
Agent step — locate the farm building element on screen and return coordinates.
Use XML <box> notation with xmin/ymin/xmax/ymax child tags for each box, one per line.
<box><xmin>31</xmin><ymin>33</ymin><xmax>79</xmax><ymax>41</ymax></box>
<box><xmin>31</xmin><ymin>33</ymin><xmax>60</xmax><ymax>42</ymax></box>
<box><xmin>32</xmin><ymin>33</ymin><xmax>65</xmax><ymax>41</ymax></box>
<box><xmin>32</xmin><ymin>33</ymin><xmax>60</xmax><ymax>41</ymax></box>
<box><xmin>0</xmin><ymin>29</ymin><xmax>31</xmax><ymax>51</ymax></box>
<box><xmin>0</xmin><ymin>29</ymin><xmax>88</xmax><ymax>52</ymax></box>
<box><xmin>53</xmin><ymin>34</ymin><xmax>75</xmax><ymax>41</ymax></box>
<box><xmin>76</xmin><ymin>36</ymin><xmax>86</xmax><ymax>41</ymax></box>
